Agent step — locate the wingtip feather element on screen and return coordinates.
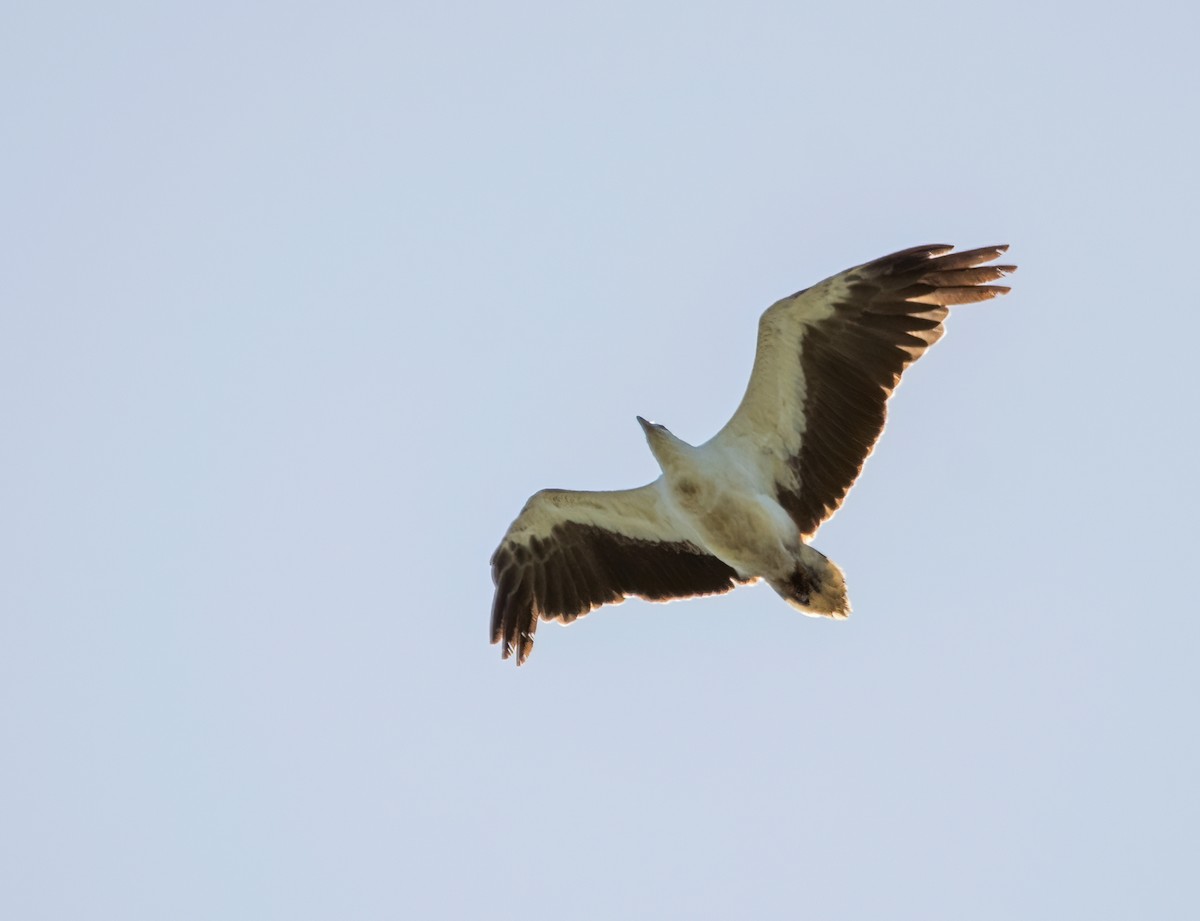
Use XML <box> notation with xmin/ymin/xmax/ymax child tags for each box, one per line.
<box><xmin>907</xmin><ymin>284</ymin><xmax>1011</xmax><ymax>306</ymax></box>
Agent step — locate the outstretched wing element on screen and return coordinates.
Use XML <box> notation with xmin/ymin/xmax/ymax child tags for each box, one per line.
<box><xmin>490</xmin><ymin>484</ymin><xmax>746</xmax><ymax>665</ymax></box>
<box><xmin>711</xmin><ymin>244</ymin><xmax>1015</xmax><ymax>538</ymax></box>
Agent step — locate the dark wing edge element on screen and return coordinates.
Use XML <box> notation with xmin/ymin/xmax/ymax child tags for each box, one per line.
<box><xmin>779</xmin><ymin>243</ymin><xmax>1015</xmax><ymax>536</ymax></box>
<box><xmin>490</xmin><ymin>488</ymin><xmax>744</xmax><ymax>665</ymax></box>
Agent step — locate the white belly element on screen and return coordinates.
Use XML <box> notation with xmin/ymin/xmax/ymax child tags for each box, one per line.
<box><xmin>662</xmin><ymin>472</ymin><xmax>798</xmax><ymax>579</ymax></box>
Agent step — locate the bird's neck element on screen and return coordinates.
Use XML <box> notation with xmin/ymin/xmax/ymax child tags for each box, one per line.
<box><xmin>646</xmin><ymin>429</ymin><xmax>697</xmax><ymax>477</ymax></box>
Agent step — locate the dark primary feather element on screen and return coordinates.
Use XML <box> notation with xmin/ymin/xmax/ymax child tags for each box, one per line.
<box><xmin>777</xmin><ymin>244</ymin><xmax>1014</xmax><ymax>537</ymax></box>
<box><xmin>490</xmin><ymin>522</ymin><xmax>743</xmax><ymax>665</ymax></box>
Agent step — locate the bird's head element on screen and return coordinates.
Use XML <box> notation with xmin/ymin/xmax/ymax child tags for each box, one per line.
<box><xmin>637</xmin><ymin>416</ymin><xmax>689</xmax><ymax>469</ymax></box>
<box><xmin>636</xmin><ymin>415</ymin><xmax>669</xmax><ymax>437</ymax></box>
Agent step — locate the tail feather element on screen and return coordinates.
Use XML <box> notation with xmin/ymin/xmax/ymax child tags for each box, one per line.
<box><xmin>770</xmin><ymin>554</ymin><xmax>850</xmax><ymax>619</ymax></box>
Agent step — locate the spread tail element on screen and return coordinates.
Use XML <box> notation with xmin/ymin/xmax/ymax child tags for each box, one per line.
<box><xmin>769</xmin><ymin>551</ymin><xmax>850</xmax><ymax>619</ymax></box>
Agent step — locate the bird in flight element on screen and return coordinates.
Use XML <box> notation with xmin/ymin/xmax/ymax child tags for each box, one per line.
<box><xmin>490</xmin><ymin>244</ymin><xmax>1015</xmax><ymax>664</ymax></box>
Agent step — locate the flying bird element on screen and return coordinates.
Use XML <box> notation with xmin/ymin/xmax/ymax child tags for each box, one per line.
<box><xmin>491</xmin><ymin>243</ymin><xmax>1015</xmax><ymax>664</ymax></box>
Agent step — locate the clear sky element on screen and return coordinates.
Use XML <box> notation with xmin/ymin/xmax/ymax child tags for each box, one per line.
<box><xmin>4</xmin><ymin>2</ymin><xmax>1199</xmax><ymax>919</ymax></box>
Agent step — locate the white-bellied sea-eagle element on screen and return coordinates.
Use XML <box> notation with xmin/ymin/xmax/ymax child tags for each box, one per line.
<box><xmin>490</xmin><ymin>244</ymin><xmax>1015</xmax><ymax>664</ymax></box>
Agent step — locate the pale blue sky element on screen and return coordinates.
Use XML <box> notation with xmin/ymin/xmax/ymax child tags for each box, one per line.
<box><xmin>3</xmin><ymin>2</ymin><xmax>1199</xmax><ymax>918</ymax></box>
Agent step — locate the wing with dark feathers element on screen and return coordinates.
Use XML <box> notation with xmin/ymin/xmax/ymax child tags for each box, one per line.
<box><xmin>490</xmin><ymin>484</ymin><xmax>745</xmax><ymax>665</ymax></box>
<box><xmin>712</xmin><ymin>244</ymin><xmax>1015</xmax><ymax>538</ymax></box>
